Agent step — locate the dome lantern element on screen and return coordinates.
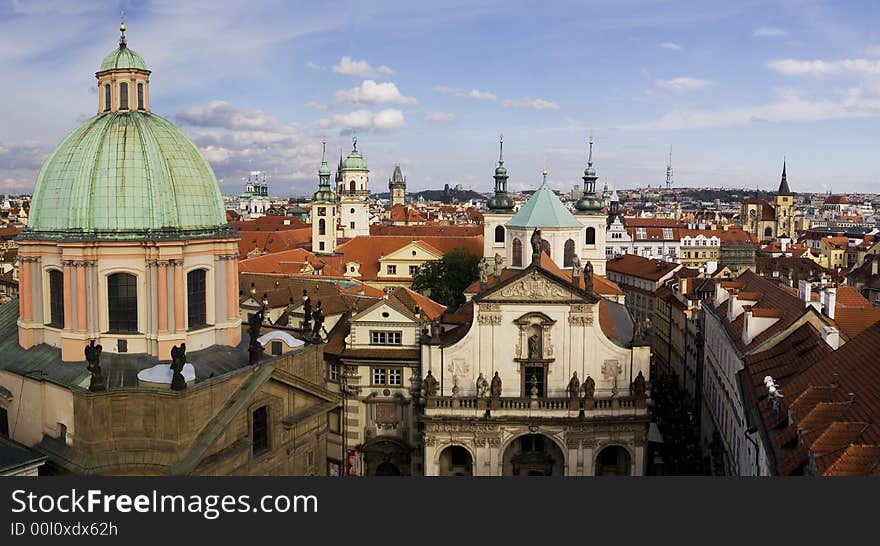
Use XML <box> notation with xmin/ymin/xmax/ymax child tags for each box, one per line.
<box><xmin>96</xmin><ymin>17</ymin><xmax>151</xmax><ymax>113</ymax></box>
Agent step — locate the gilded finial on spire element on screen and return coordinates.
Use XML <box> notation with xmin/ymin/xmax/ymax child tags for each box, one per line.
<box><xmin>119</xmin><ymin>9</ymin><xmax>127</xmax><ymax>48</ymax></box>
<box><xmin>352</xmin><ymin>135</ymin><xmax>358</xmax><ymax>151</ymax></box>
<box><xmin>542</xmin><ymin>156</ymin><xmax>548</xmax><ymax>182</ymax></box>
<box><xmin>588</xmin><ymin>130</ymin><xmax>594</xmax><ymax>167</ymax></box>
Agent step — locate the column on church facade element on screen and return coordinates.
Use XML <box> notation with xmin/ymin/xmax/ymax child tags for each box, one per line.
<box><xmin>157</xmin><ymin>260</ymin><xmax>168</xmax><ymax>333</ymax></box>
<box><xmin>62</xmin><ymin>260</ymin><xmax>73</xmax><ymax>331</ymax></box>
<box><xmin>226</xmin><ymin>255</ymin><xmax>238</xmax><ymax>322</ymax></box>
<box><xmin>19</xmin><ymin>257</ymin><xmax>32</xmax><ymax>321</ymax></box>
<box><xmin>172</xmin><ymin>259</ymin><xmax>184</xmax><ymax>332</ymax></box>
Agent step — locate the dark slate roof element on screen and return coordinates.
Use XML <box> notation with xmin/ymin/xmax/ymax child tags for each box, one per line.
<box><xmin>0</xmin><ymin>435</ymin><xmax>47</xmax><ymax>474</ymax></box>
<box><xmin>0</xmin><ymin>299</ymin><xmax>252</xmax><ymax>390</ymax></box>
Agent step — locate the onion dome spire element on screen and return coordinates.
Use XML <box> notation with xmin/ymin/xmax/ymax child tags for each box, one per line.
<box><xmin>487</xmin><ymin>132</ymin><xmax>514</xmax><ymax>211</ymax></box>
<box><xmin>575</xmin><ymin>132</ymin><xmax>603</xmax><ymax>214</ymax></box>
<box><xmin>313</xmin><ymin>140</ymin><xmax>336</xmax><ymax>203</ymax></box>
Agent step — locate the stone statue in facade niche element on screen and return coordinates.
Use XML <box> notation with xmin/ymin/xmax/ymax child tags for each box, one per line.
<box><xmin>490</xmin><ymin>371</ymin><xmax>502</xmax><ymax>398</ymax></box>
<box><xmin>476</xmin><ymin>373</ymin><xmax>489</xmax><ymax>398</ymax></box>
<box><xmin>567</xmin><ymin>372</ymin><xmax>581</xmax><ymax>399</ymax></box>
<box><xmin>582</xmin><ymin>375</ymin><xmax>596</xmax><ymax>399</ymax></box>
<box><xmin>528</xmin><ymin>332</ymin><xmax>542</xmax><ymax>359</ymax></box>
<box><xmin>423</xmin><ymin>370</ymin><xmax>439</xmax><ymax>397</ymax></box>
<box><xmin>452</xmin><ymin>375</ymin><xmax>460</xmax><ymax>397</ymax></box>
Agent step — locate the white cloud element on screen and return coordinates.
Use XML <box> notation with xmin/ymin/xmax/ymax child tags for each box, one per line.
<box><xmin>468</xmin><ymin>89</ymin><xmax>497</xmax><ymax>100</ymax></box>
<box><xmin>176</xmin><ymin>100</ymin><xmax>280</xmax><ymax>131</ymax></box>
<box><xmin>660</xmin><ymin>42</ymin><xmax>682</xmax><ymax>50</ymax></box>
<box><xmin>501</xmin><ymin>97</ymin><xmax>560</xmax><ymax>111</ymax></box>
<box><xmin>335</xmin><ymin>80</ymin><xmax>418</xmax><ymax>105</ymax></box>
<box><xmin>654</xmin><ymin>77</ymin><xmax>712</xmax><ymax>91</ymax></box>
<box><xmin>424</xmin><ymin>111</ymin><xmax>459</xmax><ymax>122</ymax></box>
<box><xmin>622</xmin><ymin>91</ymin><xmax>880</xmax><ymax>130</ymax></box>
<box><xmin>331</xmin><ymin>56</ymin><xmax>394</xmax><ymax>78</ymax></box>
<box><xmin>866</xmin><ymin>44</ymin><xmax>880</xmax><ymax>57</ymax></box>
<box><xmin>304</xmin><ymin>101</ymin><xmax>330</xmax><ymax>111</ymax></box>
<box><xmin>753</xmin><ymin>26</ymin><xmax>788</xmax><ymax>38</ymax></box>
<box><xmin>434</xmin><ymin>86</ymin><xmax>497</xmax><ymax>100</ymax></box>
<box><xmin>767</xmin><ymin>58</ymin><xmax>880</xmax><ymax>77</ymax></box>
<box><xmin>315</xmin><ymin>108</ymin><xmax>406</xmax><ymax>132</ymax></box>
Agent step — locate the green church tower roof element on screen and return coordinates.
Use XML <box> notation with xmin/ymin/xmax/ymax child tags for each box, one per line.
<box><xmin>507</xmin><ymin>170</ymin><xmax>582</xmax><ymax>228</ymax></box>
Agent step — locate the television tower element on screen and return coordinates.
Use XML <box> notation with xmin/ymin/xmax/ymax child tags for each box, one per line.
<box><xmin>665</xmin><ymin>145</ymin><xmax>673</xmax><ymax>191</ymax></box>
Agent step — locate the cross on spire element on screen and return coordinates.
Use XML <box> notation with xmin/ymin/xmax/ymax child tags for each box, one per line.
<box><xmin>119</xmin><ymin>9</ymin><xmax>127</xmax><ymax>48</ymax></box>
<box><xmin>352</xmin><ymin>135</ymin><xmax>358</xmax><ymax>151</ymax></box>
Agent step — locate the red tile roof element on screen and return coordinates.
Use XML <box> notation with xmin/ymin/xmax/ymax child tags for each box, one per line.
<box><xmin>606</xmin><ymin>254</ymin><xmax>680</xmax><ymax>282</ymax></box>
<box><xmin>335</xmin><ymin>235</ymin><xmax>483</xmax><ymax>280</ymax></box>
<box><xmin>369</xmin><ymin>224</ymin><xmax>483</xmax><ymax>237</ymax></box>
<box><xmin>237</xmin><ymin>227</ymin><xmax>312</xmax><ymax>257</ymax></box>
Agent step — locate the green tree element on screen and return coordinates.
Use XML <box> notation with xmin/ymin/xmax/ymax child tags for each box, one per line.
<box><xmin>411</xmin><ymin>248</ymin><xmax>480</xmax><ymax>310</ymax></box>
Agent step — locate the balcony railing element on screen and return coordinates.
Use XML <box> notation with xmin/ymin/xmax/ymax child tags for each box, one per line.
<box><xmin>425</xmin><ymin>395</ymin><xmax>646</xmax><ymax>415</ymax></box>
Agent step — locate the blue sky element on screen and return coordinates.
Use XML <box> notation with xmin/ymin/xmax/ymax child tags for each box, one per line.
<box><xmin>2</xmin><ymin>0</ymin><xmax>880</xmax><ymax>196</ymax></box>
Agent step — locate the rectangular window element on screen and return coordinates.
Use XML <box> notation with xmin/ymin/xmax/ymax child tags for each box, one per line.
<box><xmin>328</xmin><ymin>362</ymin><xmax>339</xmax><ymax>382</ymax></box>
<box><xmin>186</xmin><ymin>269</ymin><xmax>207</xmax><ymax>329</ymax></box>
<box><xmin>371</xmin><ymin>367</ymin><xmax>403</xmax><ymax>386</ymax></box>
<box><xmin>107</xmin><ymin>273</ymin><xmax>138</xmax><ymax>333</ymax></box>
<box><xmin>104</xmin><ymin>84</ymin><xmax>111</xmax><ymax>112</ymax></box>
<box><xmin>386</xmin><ymin>265</ymin><xmax>397</xmax><ymax>275</ymax></box>
<box><xmin>409</xmin><ymin>265</ymin><xmax>419</xmax><ymax>276</ymax></box>
<box><xmin>137</xmin><ymin>83</ymin><xmax>144</xmax><ymax>110</ymax></box>
<box><xmin>271</xmin><ymin>340</ymin><xmax>283</xmax><ymax>355</ymax></box>
<box><xmin>119</xmin><ymin>82</ymin><xmax>128</xmax><ymax>110</ymax></box>
<box><xmin>370</xmin><ymin>331</ymin><xmax>402</xmax><ymax>345</ymax></box>
<box><xmin>319</xmin><ymin>241</ymin><xmax>325</xmax><ymax>251</ymax></box>
<box><xmin>523</xmin><ymin>365</ymin><xmax>545</xmax><ymax>397</ymax></box>
<box><xmin>252</xmin><ymin>406</ymin><xmax>269</xmax><ymax>456</ymax></box>
<box><xmin>48</xmin><ymin>269</ymin><xmax>64</xmax><ymax>328</ymax></box>
<box><xmin>0</xmin><ymin>406</ymin><xmax>8</xmax><ymax>438</ymax></box>
<box><xmin>328</xmin><ymin>409</ymin><xmax>341</xmax><ymax>434</ymax></box>
<box><xmin>350</xmin><ymin>221</ymin><xmax>355</xmax><ymax>229</ymax></box>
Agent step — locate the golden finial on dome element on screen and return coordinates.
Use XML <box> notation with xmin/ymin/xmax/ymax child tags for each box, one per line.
<box><xmin>119</xmin><ymin>9</ymin><xmax>127</xmax><ymax>47</ymax></box>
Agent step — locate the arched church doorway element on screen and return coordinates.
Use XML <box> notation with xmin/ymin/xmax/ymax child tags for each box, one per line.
<box><xmin>375</xmin><ymin>462</ymin><xmax>401</xmax><ymax>476</ymax></box>
<box><xmin>502</xmin><ymin>434</ymin><xmax>565</xmax><ymax>476</ymax></box>
<box><xmin>438</xmin><ymin>445</ymin><xmax>473</xmax><ymax>476</ymax></box>
<box><xmin>595</xmin><ymin>445</ymin><xmax>632</xmax><ymax>476</ymax></box>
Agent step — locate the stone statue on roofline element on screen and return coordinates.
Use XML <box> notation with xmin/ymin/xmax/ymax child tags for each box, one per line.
<box><xmin>493</xmin><ymin>253</ymin><xmax>505</xmax><ymax>280</ymax></box>
<box><xmin>85</xmin><ymin>339</ymin><xmax>105</xmax><ymax>392</ymax></box>
<box><xmin>530</xmin><ymin>229</ymin><xmax>542</xmax><ymax>263</ymax></box>
<box><xmin>632</xmin><ymin>370</ymin><xmax>647</xmax><ymax>398</ymax></box>
<box><xmin>248</xmin><ymin>307</ymin><xmax>265</xmax><ymax>365</ymax></box>
<box><xmin>423</xmin><ymin>370</ymin><xmax>439</xmax><ymax>397</ymax></box>
<box><xmin>476</xmin><ymin>373</ymin><xmax>489</xmax><ymax>398</ymax></box>
<box><xmin>302</xmin><ymin>288</ymin><xmax>312</xmax><ymax>328</ymax></box>
<box><xmin>478</xmin><ymin>258</ymin><xmax>491</xmax><ymax>286</ymax></box>
<box><xmin>311</xmin><ymin>301</ymin><xmax>325</xmax><ymax>342</ymax></box>
<box><xmin>584</xmin><ymin>260</ymin><xmax>594</xmax><ymax>293</ymax></box>
<box><xmin>170</xmin><ymin>343</ymin><xmax>187</xmax><ymax>391</ymax></box>
<box><xmin>582</xmin><ymin>375</ymin><xmax>596</xmax><ymax>399</ymax></box>
<box><xmin>568</xmin><ymin>372</ymin><xmax>581</xmax><ymax>399</ymax></box>
<box><xmin>490</xmin><ymin>371</ymin><xmax>502</xmax><ymax>398</ymax></box>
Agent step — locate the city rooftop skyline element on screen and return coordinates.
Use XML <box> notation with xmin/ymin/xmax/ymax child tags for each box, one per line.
<box><xmin>2</xmin><ymin>0</ymin><xmax>880</xmax><ymax>196</ymax></box>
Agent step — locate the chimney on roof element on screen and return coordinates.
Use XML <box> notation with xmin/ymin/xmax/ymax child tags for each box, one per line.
<box><xmin>821</xmin><ymin>325</ymin><xmax>839</xmax><ymax>350</ymax></box>
<box><xmin>821</xmin><ymin>285</ymin><xmax>837</xmax><ymax>320</ymax></box>
<box><xmin>798</xmin><ymin>279</ymin><xmax>811</xmax><ymax>303</ymax></box>
<box><xmin>872</xmin><ymin>254</ymin><xmax>879</xmax><ymax>276</ymax></box>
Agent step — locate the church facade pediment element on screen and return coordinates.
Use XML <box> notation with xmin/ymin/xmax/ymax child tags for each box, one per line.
<box><xmin>476</xmin><ymin>267</ymin><xmax>598</xmax><ymax>304</ymax></box>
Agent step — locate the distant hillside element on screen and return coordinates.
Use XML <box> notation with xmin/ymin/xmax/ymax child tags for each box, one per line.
<box><xmin>374</xmin><ymin>187</ymin><xmax>487</xmax><ymax>203</ymax></box>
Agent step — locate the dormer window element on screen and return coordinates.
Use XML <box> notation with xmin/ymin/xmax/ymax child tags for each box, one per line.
<box><xmin>119</xmin><ymin>82</ymin><xmax>128</xmax><ymax>110</ymax></box>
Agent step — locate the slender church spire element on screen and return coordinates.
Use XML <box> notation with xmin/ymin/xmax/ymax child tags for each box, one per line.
<box><xmin>487</xmin><ymin>132</ymin><xmax>514</xmax><ymax>211</ymax></box>
<box><xmin>778</xmin><ymin>157</ymin><xmax>791</xmax><ymax>196</ymax></box>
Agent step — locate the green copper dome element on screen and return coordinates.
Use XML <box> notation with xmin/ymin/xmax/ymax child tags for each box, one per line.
<box><xmin>25</xmin><ymin>111</ymin><xmax>229</xmax><ymax>241</ymax></box>
<box><xmin>341</xmin><ymin>142</ymin><xmax>367</xmax><ymax>171</ymax></box>
<box><xmin>99</xmin><ymin>45</ymin><xmax>148</xmax><ymax>72</ymax></box>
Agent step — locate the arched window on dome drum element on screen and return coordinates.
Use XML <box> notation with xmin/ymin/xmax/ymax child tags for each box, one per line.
<box><xmin>108</xmin><ymin>273</ymin><xmax>138</xmax><ymax>333</ymax></box>
<box><xmin>48</xmin><ymin>269</ymin><xmax>64</xmax><ymax>329</ymax></box>
<box><xmin>350</xmin><ymin>180</ymin><xmax>356</xmax><ymax>193</ymax></box>
<box><xmin>586</xmin><ymin>227</ymin><xmax>596</xmax><ymax>245</ymax></box>
<box><xmin>512</xmin><ymin>238</ymin><xmax>523</xmax><ymax>267</ymax></box>
<box><xmin>137</xmin><ymin>83</ymin><xmax>144</xmax><ymax>110</ymax></box>
<box><xmin>564</xmin><ymin>239</ymin><xmax>575</xmax><ymax>267</ymax></box>
<box><xmin>119</xmin><ymin>82</ymin><xmax>128</xmax><ymax>110</ymax></box>
<box><xmin>187</xmin><ymin>269</ymin><xmax>207</xmax><ymax>329</ymax></box>
<box><xmin>494</xmin><ymin>225</ymin><xmax>505</xmax><ymax>244</ymax></box>
<box><xmin>318</xmin><ymin>218</ymin><xmax>326</xmax><ymax>235</ymax></box>
<box><xmin>103</xmin><ymin>84</ymin><xmax>111</xmax><ymax>112</ymax></box>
